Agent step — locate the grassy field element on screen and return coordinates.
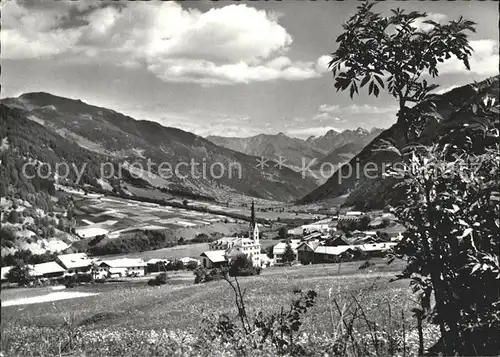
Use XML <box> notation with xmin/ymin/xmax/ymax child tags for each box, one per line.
<box><xmin>1</xmin><ymin>259</ymin><xmax>441</xmax><ymax>356</ymax></box>
<box><xmin>2</xmin><ymin>259</ymin><xmax>408</xmax><ymax>330</ymax></box>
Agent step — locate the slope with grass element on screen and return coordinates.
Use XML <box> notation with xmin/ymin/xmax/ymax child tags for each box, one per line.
<box><xmin>1</xmin><ymin>93</ymin><xmax>317</xmax><ymax>202</ymax></box>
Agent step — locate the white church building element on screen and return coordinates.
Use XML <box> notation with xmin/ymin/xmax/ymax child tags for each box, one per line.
<box><xmin>200</xmin><ymin>201</ymin><xmax>261</xmax><ymax>268</ymax></box>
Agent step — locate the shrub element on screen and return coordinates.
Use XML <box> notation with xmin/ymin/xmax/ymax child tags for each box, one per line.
<box><xmin>7</xmin><ymin>210</ymin><xmax>20</xmax><ymax>224</ymax></box>
<box><xmin>193</xmin><ymin>267</ymin><xmax>224</xmax><ymax>284</ymax></box>
<box><xmin>228</xmin><ymin>254</ymin><xmax>261</xmax><ymax>277</ymax></box>
<box><xmin>6</xmin><ymin>261</ymin><xmax>33</xmax><ymax>286</ymax></box>
<box><xmin>147</xmin><ymin>273</ymin><xmax>169</xmax><ymax>286</ymax></box>
<box><xmin>185</xmin><ymin>261</ymin><xmax>199</xmax><ymax>270</ymax></box>
<box><xmin>166</xmin><ymin>259</ymin><xmax>184</xmax><ymax>271</ymax></box>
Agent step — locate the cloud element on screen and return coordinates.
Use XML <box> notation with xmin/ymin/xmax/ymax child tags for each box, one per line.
<box><xmin>318</xmin><ymin>104</ymin><xmax>398</xmax><ymax>115</ymax></box>
<box><xmin>411</xmin><ymin>13</ymin><xmax>447</xmax><ymax>32</ymax></box>
<box><xmin>285</xmin><ymin>126</ymin><xmax>341</xmax><ymax>139</ymax></box>
<box><xmin>2</xmin><ymin>1</ymin><xmax>323</xmax><ymax>85</ymax></box>
<box><xmin>316</xmin><ymin>55</ymin><xmax>333</xmax><ymax>73</ymax></box>
<box><xmin>438</xmin><ymin>39</ymin><xmax>499</xmax><ymax>76</ymax></box>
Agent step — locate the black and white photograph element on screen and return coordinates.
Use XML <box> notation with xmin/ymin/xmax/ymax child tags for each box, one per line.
<box><xmin>0</xmin><ymin>0</ymin><xmax>498</xmax><ymax>355</ymax></box>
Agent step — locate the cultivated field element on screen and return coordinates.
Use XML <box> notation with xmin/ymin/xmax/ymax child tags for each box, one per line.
<box><xmin>73</xmin><ymin>196</ymin><xmax>248</xmax><ymax>239</ymax></box>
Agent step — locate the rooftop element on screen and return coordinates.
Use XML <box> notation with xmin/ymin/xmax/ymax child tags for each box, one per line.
<box><xmin>57</xmin><ymin>253</ymin><xmax>92</xmax><ymax>269</ymax></box>
<box><xmin>200</xmin><ymin>250</ymin><xmax>227</xmax><ymax>263</ymax></box>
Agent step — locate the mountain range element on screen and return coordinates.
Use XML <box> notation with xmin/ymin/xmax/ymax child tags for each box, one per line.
<box><xmin>300</xmin><ymin>75</ymin><xmax>500</xmax><ymax>208</ymax></box>
<box><xmin>2</xmin><ymin>76</ymin><xmax>496</xmax><ymax>208</ymax></box>
<box><xmin>207</xmin><ymin>127</ymin><xmax>383</xmax><ymax>170</ymax></box>
<box><xmin>0</xmin><ymin>93</ymin><xmax>317</xmax><ymax>202</ymax></box>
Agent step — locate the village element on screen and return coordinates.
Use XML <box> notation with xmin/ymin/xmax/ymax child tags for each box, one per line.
<box><xmin>1</xmin><ymin>201</ymin><xmax>403</xmax><ymax>286</ymax></box>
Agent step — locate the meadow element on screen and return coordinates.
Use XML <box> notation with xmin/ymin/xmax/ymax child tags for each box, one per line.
<box><xmin>1</xmin><ymin>259</ymin><xmax>440</xmax><ymax>356</ymax></box>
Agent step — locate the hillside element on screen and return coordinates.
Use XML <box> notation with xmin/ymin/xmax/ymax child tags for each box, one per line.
<box><xmin>206</xmin><ymin>132</ymin><xmax>327</xmax><ymax>169</ymax></box>
<box><xmin>0</xmin><ymin>93</ymin><xmax>317</xmax><ymax>202</ymax></box>
<box><xmin>300</xmin><ymin>76</ymin><xmax>500</xmax><ymax>207</ymax></box>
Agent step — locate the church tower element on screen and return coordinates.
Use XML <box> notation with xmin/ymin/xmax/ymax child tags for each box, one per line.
<box><xmin>249</xmin><ymin>200</ymin><xmax>259</xmax><ymax>243</ymax></box>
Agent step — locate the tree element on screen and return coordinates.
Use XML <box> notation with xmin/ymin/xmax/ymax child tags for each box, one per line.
<box><xmin>7</xmin><ymin>210</ymin><xmax>20</xmax><ymax>224</ymax></box>
<box><xmin>282</xmin><ymin>243</ymin><xmax>296</xmax><ymax>264</ymax></box>
<box><xmin>229</xmin><ymin>254</ymin><xmax>260</xmax><ymax>277</ymax></box>
<box><xmin>147</xmin><ymin>272</ymin><xmax>169</xmax><ymax>286</ymax></box>
<box><xmin>265</xmin><ymin>244</ymin><xmax>275</xmax><ymax>259</ymax></box>
<box><xmin>385</xmin><ymin>78</ymin><xmax>500</xmax><ymax>355</ymax></box>
<box><xmin>66</xmin><ymin>207</ymin><xmax>74</xmax><ymax>221</ymax></box>
<box><xmin>278</xmin><ymin>226</ymin><xmax>287</xmax><ymax>239</ymax></box>
<box><xmin>7</xmin><ymin>261</ymin><xmax>32</xmax><ymax>286</ymax></box>
<box><xmin>329</xmin><ymin>2</ymin><xmax>476</xmax><ymax>140</ymax></box>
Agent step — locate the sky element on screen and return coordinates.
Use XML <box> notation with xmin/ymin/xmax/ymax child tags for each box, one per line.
<box><xmin>1</xmin><ymin>0</ymin><xmax>498</xmax><ymax>139</ymax></box>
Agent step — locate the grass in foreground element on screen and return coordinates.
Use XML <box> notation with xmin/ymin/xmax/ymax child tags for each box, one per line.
<box><xmin>1</xmin><ymin>260</ymin><xmax>438</xmax><ymax>356</ymax></box>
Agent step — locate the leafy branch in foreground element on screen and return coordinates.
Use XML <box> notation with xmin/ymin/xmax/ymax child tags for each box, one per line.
<box><xmin>384</xmin><ymin>83</ymin><xmax>500</xmax><ymax>355</ymax></box>
<box><xmin>201</xmin><ymin>273</ymin><xmax>318</xmax><ymax>356</ymax></box>
<box><xmin>329</xmin><ymin>1</ymin><xmax>476</xmax><ymax>139</ymax></box>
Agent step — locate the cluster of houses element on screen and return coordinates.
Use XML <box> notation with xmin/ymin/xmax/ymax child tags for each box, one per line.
<box><xmin>275</xmin><ymin>211</ymin><xmax>402</xmax><ymax>265</ymax></box>
<box><xmin>0</xmin><ymin>253</ymin><xmax>202</xmax><ymax>284</ymax></box>
<box><xmin>274</xmin><ymin>233</ymin><xmax>399</xmax><ymax>265</ymax></box>
<box><xmin>273</xmin><ymin>226</ymin><xmax>402</xmax><ymax>265</ymax></box>
<box><xmin>1</xmin><ymin>205</ymin><xmax>404</xmax><ymax>285</ymax></box>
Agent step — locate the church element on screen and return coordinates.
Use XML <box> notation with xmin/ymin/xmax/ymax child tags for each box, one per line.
<box><xmin>200</xmin><ymin>201</ymin><xmax>261</xmax><ymax>268</ymax></box>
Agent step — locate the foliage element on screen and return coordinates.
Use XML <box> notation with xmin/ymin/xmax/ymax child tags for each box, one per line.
<box><xmin>193</xmin><ymin>267</ymin><xmax>224</xmax><ymax>284</ymax></box>
<box><xmin>0</xmin><ymin>226</ymin><xmax>17</xmax><ymax>247</ymax></box>
<box><xmin>7</xmin><ymin>210</ymin><xmax>21</xmax><ymax>224</ymax></box>
<box><xmin>329</xmin><ymin>1</ymin><xmax>475</xmax><ymax>139</ymax></box>
<box><xmin>277</xmin><ymin>226</ymin><xmax>287</xmax><ymax>239</ymax></box>
<box><xmin>282</xmin><ymin>243</ymin><xmax>296</xmax><ymax>264</ymax></box>
<box><xmin>147</xmin><ymin>272</ymin><xmax>169</xmax><ymax>286</ymax></box>
<box><xmin>88</xmin><ymin>234</ymin><xmax>106</xmax><ymax>246</ymax></box>
<box><xmin>265</xmin><ymin>244</ymin><xmax>275</xmax><ymax>259</ymax></box>
<box><xmin>384</xmin><ymin>79</ymin><xmax>500</xmax><ymax>354</ymax></box>
<box><xmin>331</xmin><ymin>3</ymin><xmax>498</xmax><ymax>354</ymax></box>
<box><xmin>185</xmin><ymin>261</ymin><xmax>199</xmax><ymax>270</ymax></box>
<box><xmin>202</xmin><ymin>273</ymin><xmax>318</xmax><ymax>356</ymax></box>
<box><xmin>6</xmin><ymin>261</ymin><xmax>33</xmax><ymax>286</ymax></box>
<box><xmin>191</xmin><ymin>233</ymin><xmax>215</xmax><ymax>243</ymax></box>
<box><xmin>89</xmin><ymin>230</ymin><xmax>175</xmax><ymax>255</ymax></box>
<box><xmin>1</xmin><ymin>250</ymin><xmax>58</xmax><ymax>267</ymax></box>
<box><xmin>166</xmin><ymin>259</ymin><xmax>184</xmax><ymax>271</ymax></box>
<box><xmin>228</xmin><ymin>254</ymin><xmax>261</xmax><ymax>277</ymax></box>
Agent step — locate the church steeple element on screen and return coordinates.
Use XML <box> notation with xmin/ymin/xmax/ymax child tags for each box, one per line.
<box><xmin>250</xmin><ymin>200</ymin><xmax>255</xmax><ymax>229</ymax></box>
<box><xmin>249</xmin><ymin>200</ymin><xmax>259</xmax><ymax>243</ymax></box>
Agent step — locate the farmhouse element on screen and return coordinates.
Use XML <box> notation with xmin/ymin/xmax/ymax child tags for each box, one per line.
<box><xmin>200</xmin><ymin>250</ymin><xmax>227</xmax><ymax>269</ymax></box>
<box><xmin>297</xmin><ymin>240</ymin><xmax>321</xmax><ymax>265</ymax></box>
<box><xmin>323</xmin><ymin>236</ymin><xmax>350</xmax><ymax>246</ymax></box>
<box><xmin>313</xmin><ymin>245</ymin><xmax>357</xmax><ymax>263</ymax></box>
<box><xmin>357</xmin><ymin>243</ymin><xmax>397</xmax><ymax>257</ymax></box>
<box><xmin>273</xmin><ymin>240</ymin><xmax>300</xmax><ymax>265</ymax></box>
<box><xmin>30</xmin><ymin>262</ymin><xmax>66</xmax><ymax>279</ymax></box>
<box><xmin>146</xmin><ymin>259</ymin><xmax>170</xmax><ymax>273</ymax></box>
<box><xmin>56</xmin><ymin>253</ymin><xmax>92</xmax><ymax>275</ymax></box>
<box><xmin>94</xmin><ymin>258</ymin><xmax>147</xmax><ymax>279</ymax></box>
